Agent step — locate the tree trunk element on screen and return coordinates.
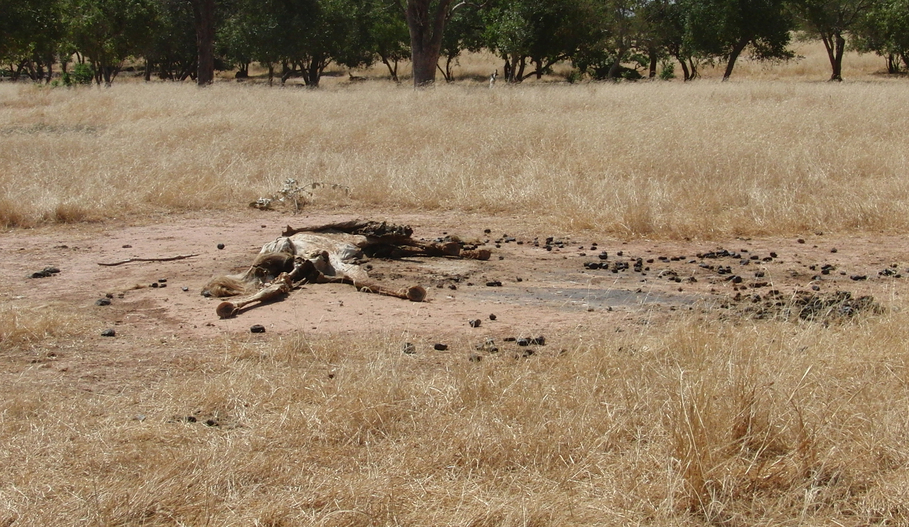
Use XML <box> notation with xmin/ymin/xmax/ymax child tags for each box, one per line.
<box><xmin>722</xmin><ymin>37</ymin><xmax>749</xmax><ymax>81</ymax></box>
<box><xmin>677</xmin><ymin>56</ymin><xmax>691</xmax><ymax>81</ymax></box>
<box><xmin>688</xmin><ymin>58</ymin><xmax>699</xmax><ymax>80</ymax></box>
<box><xmin>405</xmin><ymin>0</ymin><xmax>453</xmax><ymax>87</ymax></box>
<box><xmin>306</xmin><ymin>59</ymin><xmax>322</xmax><ymax>87</ymax></box>
<box><xmin>831</xmin><ymin>32</ymin><xmax>845</xmax><ymax>81</ymax></box>
<box><xmin>191</xmin><ymin>0</ymin><xmax>215</xmax><ymax>86</ymax></box>
<box><xmin>607</xmin><ymin>45</ymin><xmax>628</xmax><ymax>80</ymax></box>
<box><xmin>648</xmin><ymin>51</ymin><xmax>658</xmax><ymax>79</ymax></box>
<box><xmin>380</xmin><ymin>55</ymin><xmax>400</xmax><ymax>82</ymax></box>
<box><xmin>820</xmin><ymin>31</ymin><xmax>845</xmax><ymax>81</ymax></box>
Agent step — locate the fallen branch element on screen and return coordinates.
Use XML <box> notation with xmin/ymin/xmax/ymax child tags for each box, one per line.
<box><xmin>98</xmin><ymin>254</ymin><xmax>199</xmax><ymax>266</ymax></box>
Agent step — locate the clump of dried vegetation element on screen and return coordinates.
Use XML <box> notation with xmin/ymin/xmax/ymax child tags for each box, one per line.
<box><xmin>2</xmin><ymin>43</ymin><xmax>909</xmax><ymax>526</ymax></box>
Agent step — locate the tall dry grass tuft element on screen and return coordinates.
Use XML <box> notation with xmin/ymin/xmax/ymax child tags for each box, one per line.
<box><xmin>1</xmin><ymin>45</ymin><xmax>907</xmax><ymax>238</ymax></box>
<box><xmin>0</xmin><ymin>304</ymin><xmax>88</xmax><ymax>350</ymax></box>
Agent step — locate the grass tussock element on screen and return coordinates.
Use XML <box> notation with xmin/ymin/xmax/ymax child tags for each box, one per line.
<box><xmin>3</xmin><ymin>313</ymin><xmax>909</xmax><ymax>525</ymax></box>
<box><xmin>1</xmin><ymin>45</ymin><xmax>907</xmax><ymax>238</ymax></box>
<box><xmin>0</xmin><ymin>303</ymin><xmax>88</xmax><ymax>350</ymax></box>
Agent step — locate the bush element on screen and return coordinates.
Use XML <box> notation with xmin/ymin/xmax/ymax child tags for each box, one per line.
<box><xmin>65</xmin><ymin>63</ymin><xmax>95</xmax><ymax>85</ymax></box>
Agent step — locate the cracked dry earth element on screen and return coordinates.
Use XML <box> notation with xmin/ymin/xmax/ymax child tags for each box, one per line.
<box><xmin>3</xmin><ymin>209</ymin><xmax>908</xmax><ymax>378</ymax></box>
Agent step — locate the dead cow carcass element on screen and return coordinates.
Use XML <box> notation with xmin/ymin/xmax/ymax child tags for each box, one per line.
<box><xmin>202</xmin><ymin>220</ymin><xmax>490</xmax><ymax>318</ymax></box>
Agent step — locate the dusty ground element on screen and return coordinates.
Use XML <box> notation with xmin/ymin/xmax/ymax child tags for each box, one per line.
<box><xmin>3</xmin><ymin>209</ymin><xmax>907</xmax><ymax>370</ymax></box>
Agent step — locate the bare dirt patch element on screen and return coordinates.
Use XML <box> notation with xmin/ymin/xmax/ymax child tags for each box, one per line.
<box><xmin>3</xmin><ymin>209</ymin><xmax>906</xmax><ymax>354</ymax></box>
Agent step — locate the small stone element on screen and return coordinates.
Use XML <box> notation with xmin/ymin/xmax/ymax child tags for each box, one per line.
<box><xmin>830</xmin><ymin>248</ymin><xmax>838</xmax><ymax>253</ymax></box>
<box><xmin>122</xmin><ymin>244</ymin><xmax>132</xmax><ymax>248</ymax></box>
<box><xmin>250</xmin><ymin>324</ymin><xmax>266</xmax><ymax>333</ymax></box>
<box><xmin>95</xmin><ymin>298</ymin><xmax>111</xmax><ymax>306</ymax></box>
<box><xmin>485</xmin><ymin>280</ymin><xmax>502</xmax><ymax>287</ymax></box>
<box><xmin>101</xmin><ymin>328</ymin><xmax>116</xmax><ymax>337</ymax></box>
<box><xmin>433</xmin><ymin>343</ymin><xmax>448</xmax><ymax>351</ymax></box>
<box><xmin>468</xmin><ymin>319</ymin><xmax>481</xmax><ymax>328</ymax></box>
<box><xmin>181</xmin><ymin>286</ymin><xmax>189</xmax><ymax>292</ymax></box>
<box><xmin>217</xmin><ymin>243</ymin><xmax>225</xmax><ymax>250</ymax></box>
<box><xmin>797</xmin><ymin>238</ymin><xmax>805</xmax><ymax>244</ymax></box>
<box><xmin>489</xmin><ymin>313</ymin><xmax>497</xmax><ymax>321</ymax></box>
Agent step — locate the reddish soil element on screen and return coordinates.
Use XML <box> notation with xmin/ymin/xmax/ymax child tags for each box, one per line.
<box><xmin>3</xmin><ymin>209</ymin><xmax>908</xmax><ymax>359</ymax></box>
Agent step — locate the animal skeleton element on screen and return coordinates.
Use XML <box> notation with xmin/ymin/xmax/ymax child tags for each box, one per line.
<box><xmin>203</xmin><ymin>220</ymin><xmax>490</xmax><ymax>318</ymax></box>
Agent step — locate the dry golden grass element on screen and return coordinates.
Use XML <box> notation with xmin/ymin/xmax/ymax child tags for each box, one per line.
<box><xmin>1</xmin><ymin>42</ymin><xmax>906</xmax><ymax>238</ymax></box>
<box><xmin>0</xmin><ymin>303</ymin><xmax>90</xmax><ymax>351</ymax></box>
<box><xmin>3</xmin><ymin>314</ymin><xmax>909</xmax><ymax>525</ymax></box>
<box><xmin>3</xmin><ymin>41</ymin><xmax>909</xmax><ymax>526</ymax></box>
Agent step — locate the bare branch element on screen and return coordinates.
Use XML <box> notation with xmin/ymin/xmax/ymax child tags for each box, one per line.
<box><xmin>98</xmin><ymin>254</ymin><xmax>199</xmax><ymax>266</ymax></box>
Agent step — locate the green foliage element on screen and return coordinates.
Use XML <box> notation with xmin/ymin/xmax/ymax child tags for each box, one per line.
<box><xmin>0</xmin><ymin>0</ymin><xmax>64</xmax><ymax>81</ymax></box>
<box><xmin>60</xmin><ymin>62</ymin><xmax>95</xmax><ymax>85</ymax></box>
<box><xmin>144</xmin><ymin>0</ymin><xmax>198</xmax><ymax>81</ymax></box>
<box><xmin>659</xmin><ymin>58</ymin><xmax>675</xmax><ymax>79</ymax></box>
<box><xmin>683</xmin><ymin>0</ymin><xmax>793</xmax><ymax>79</ymax></box>
<box><xmin>61</xmin><ymin>0</ymin><xmax>157</xmax><ymax>84</ymax></box>
<box><xmin>788</xmin><ymin>0</ymin><xmax>876</xmax><ymax>80</ymax></box>
<box><xmin>484</xmin><ymin>0</ymin><xmax>600</xmax><ymax>82</ymax></box>
<box><xmin>852</xmin><ymin>0</ymin><xmax>909</xmax><ymax>72</ymax></box>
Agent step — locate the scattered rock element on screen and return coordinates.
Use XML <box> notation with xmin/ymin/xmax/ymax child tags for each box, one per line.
<box><xmin>489</xmin><ymin>313</ymin><xmax>497</xmax><ymax>321</ymax></box>
<box><xmin>468</xmin><ymin>319</ymin><xmax>481</xmax><ymax>328</ymax></box>
<box><xmin>217</xmin><ymin>243</ymin><xmax>225</xmax><ymax>250</ymax></box>
<box><xmin>250</xmin><ymin>324</ymin><xmax>266</xmax><ymax>333</ymax></box>
<box><xmin>30</xmin><ymin>267</ymin><xmax>60</xmax><ymax>279</ymax></box>
<box><xmin>433</xmin><ymin>343</ymin><xmax>448</xmax><ymax>351</ymax></box>
<box><xmin>95</xmin><ymin>298</ymin><xmax>111</xmax><ymax>306</ymax></box>
<box><xmin>735</xmin><ymin>290</ymin><xmax>881</xmax><ymax>321</ymax></box>
<box><xmin>101</xmin><ymin>328</ymin><xmax>116</xmax><ymax>337</ymax></box>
